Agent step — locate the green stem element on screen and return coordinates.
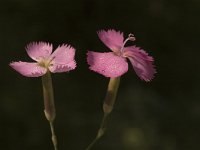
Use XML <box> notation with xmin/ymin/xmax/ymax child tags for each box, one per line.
<box><xmin>50</xmin><ymin>121</ymin><xmax>58</xmax><ymax>150</ymax></box>
<box><xmin>103</xmin><ymin>77</ymin><xmax>120</xmax><ymax>114</ymax></box>
<box><xmin>42</xmin><ymin>71</ymin><xmax>56</xmax><ymax>121</ymax></box>
<box><xmin>86</xmin><ymin>77</ymin><xmax>121</xmax><ymax>150</ymax></box>
<box><xmin>86</xmin><ymin>113</ymin><xmax>109</xmax><ymax>150</ymax></box>
<box><xmin>42</xmin><ymin>71</ymin><xmax>58</xmax><ymax>150</ymax></box>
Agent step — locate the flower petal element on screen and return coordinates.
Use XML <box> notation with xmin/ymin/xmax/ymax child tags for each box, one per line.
<box><xmin>124</xmin><ymin>46</ymin><xmax>156</xmax><ymax>81</ymax></box>
<box><xmin>10</xmin><ymin>61</ymin><xmax>47</xmax><ymax>77</ymax></box>
<box><xmin>97</xmin><ymin>29</ymin><xmax>124</xmax><ymax>52</ymax></box>
<box><xmin>87</xmin><ymin>51</ymin><xmax>128</xmax><ymax>77</ymax></box>
<box><xmin>48</xmin><ymin>44</ymin><xmax>76</xmax><ymax>73</ymax></box>
<box><xmin>26</xmin><ymin>42</ymin><xmax>53</xmax><ymax>61</ymax></box>
<box><xmin>50</xmin><ymin>44</ymin><xmax>75</xmax><ymax>64</ymax></box>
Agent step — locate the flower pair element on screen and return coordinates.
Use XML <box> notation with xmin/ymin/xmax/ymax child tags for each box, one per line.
<box><xmin>10</xmin><ymin>29</ymin><xmax>156</xmax><ymax>150</ymax></box>
<box><xmin>10</xmin><ymin>29</ymin><xmax>156</xmax><ymax>81</ymax></box>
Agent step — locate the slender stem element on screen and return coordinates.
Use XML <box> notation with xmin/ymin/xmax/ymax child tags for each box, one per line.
<box><xmin>103</xmin><ymin>77</ymin><xmax>120</xmax><ymax>114</ymax></box>
<box><xmin>86</xmin><ymin>113</ymin><xmax>109</xmax><ymax>150</ymax></box>
<box><xmin>86</xmin><ymin>77</ymin><xmax>121</xmax><ymax>150</ymax></box>
<box><xmin>42</xmin><ymin>71</ymin><xmax>58</xmax><ymax>150</ymax></box>
<box><xmin>42</xmin><ymin>71</ymin><xmax>56</xmax><ymax>122</ymax></box>
<box><xmin>50</xmin><ymin>121</ymin><xmax>58</xmax><ymax>150</ymax></box>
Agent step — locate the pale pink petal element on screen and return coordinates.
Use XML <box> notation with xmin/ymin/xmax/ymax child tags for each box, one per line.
<box><xmin>124</xmin><ymin>46</ymin><xmax>156</xmax><ymax>81</ymax></box>
<box><xmin>50</xmin><ymin>44</ymin><xmax>75</xmax><ymax>64</ymax></box>
<box><xmin>87</xmin><ymin>51</ymin><xmax>128</xmax><ymax>77</ymax></box>
<box><xmin>10</xmin><ymin>61</ymin><xmax>47</xmax><ymax>77</ymax></box>
<box><xmin>48</xmin><ymin>44</ymin><xmax>76</xmax><ymax>73</ymax></box>
<box><xmin>26</xmin><ymin>42</ymin><xmax>53</xmax><ymax>61</ymax></box>
<box><xmin>97</xmin><ymin>29</ymin><xmax>124</xmax><ymax>53</ymax></box>
<box><xmin>49</xmin><ymin>61</ymin><xmax>76</xmax><ymax>73</ymax></box>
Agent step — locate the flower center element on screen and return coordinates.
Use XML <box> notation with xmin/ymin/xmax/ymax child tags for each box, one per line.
<box><xmin>38</xmin><ymin>57</ymin><xmax>55</xmax><ymax>69</ymax></box>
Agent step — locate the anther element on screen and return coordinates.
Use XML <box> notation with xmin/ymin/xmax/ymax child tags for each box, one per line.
<box><xmin>128</xmin><ymin>33</ymin><xmax>136</xmax><ymax>41</ymax></box>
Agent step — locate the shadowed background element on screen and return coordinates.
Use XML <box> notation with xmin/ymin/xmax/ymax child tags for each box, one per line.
<box><xmin>0</xmin><ymin>0</ymin><xmax>200</xmax><ymax>149</ymax></box>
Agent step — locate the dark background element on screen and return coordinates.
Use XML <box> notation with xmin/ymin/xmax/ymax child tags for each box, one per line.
<box><xmin>0</xmin><ymin>0</ymin><xmax>200</xmax><ymax>149</ymax></box>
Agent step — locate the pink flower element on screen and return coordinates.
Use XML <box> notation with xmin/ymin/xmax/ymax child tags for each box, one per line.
<box><xmin>10</xmin><ymin>42</ymin><xmax>76</xmax><ymax>77</ymax></box>
<box><xmin>87</xmin><ymin>29</ymin><xmax>156</xmax><ymax>81</ymax></box>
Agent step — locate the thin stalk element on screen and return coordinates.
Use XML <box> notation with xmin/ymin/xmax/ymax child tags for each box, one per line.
<box><xmin>103</xmin><ymin>77</ymin><xmax>120</xmax><ymax>114</ymax></box>
<box><xmin>86</xmin><ymin>77</ymin><xmax>120</xmax><ymax>150</ymax></box>
<box><xmin>42</xmin><ymin>71</ymin><xmax>58</xmax><ymax>150</ymax></box>
<box><xmin>50</xmin><ymin>121</ymin><xmax>58</xmax><ymax>150</ymax></box>
<box><xmin>86</xmin><ymin>113</ymin><xmax>109</xmax><ymax>150</ymax></box>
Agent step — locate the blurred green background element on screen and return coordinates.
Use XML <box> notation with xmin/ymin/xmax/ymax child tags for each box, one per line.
<box><xmin>0</xmin><ymin>0</ymin><xmax>200</xmax><ymax>149</ymax></box>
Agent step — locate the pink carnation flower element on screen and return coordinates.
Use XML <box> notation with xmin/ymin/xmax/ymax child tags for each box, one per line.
<box><xmin>87</xmin><ymin>29</ymin><xmax>156</xmax><ymax>81</ymax></box>
<box><xmin>10</xmin><ymin>42</ymin><xmax>76</xmax><ymax>77</ymax></box>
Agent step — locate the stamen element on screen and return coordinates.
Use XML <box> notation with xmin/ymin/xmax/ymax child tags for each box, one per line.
<box><xmin>120</xmin><ymin>33</ymin><xmax>136</xmax><ymax>53</ymax></box>
<box><xmin>128</xmin><ymin>33</ymin><xmax>136</xmax><ymax>41</ymax></box>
